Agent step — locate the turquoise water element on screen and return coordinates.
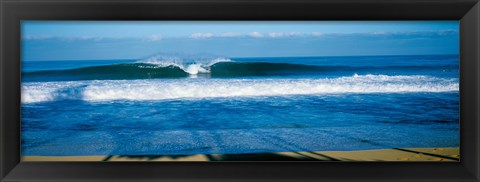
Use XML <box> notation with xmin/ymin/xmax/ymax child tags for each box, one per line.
<box><xmin>21</xmin><ymin>55</ymin><xmax>459</xmax><ymax>156</ymax></box>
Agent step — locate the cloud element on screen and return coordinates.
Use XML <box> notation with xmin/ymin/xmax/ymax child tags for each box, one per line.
<box><xmin>185</xmin><ymin>30</ymin><xmax>457</xmax><ymax>40</ymax></box>
<box><xmin>363</xmin><ymin>30</ymin><xmax>458</xmax><ymax>36</ymax></box>
<box><xmin>23</xmin><ymin>30</ymin><xmax>458</xmax><ymax>42</ymax></box>
<box><xmin>311</xmin><ymin>32</ymin><xmax>323</xmax><ymax>36</ymax></box>
<box><xmin>248</xmin><ymin>32</ymin><xmax>264</xmax><ymax>38</ymax></box>
<box><xmin>368</xmin><ymin>32</ymin><xmax>389</xmax><ymax>35</ymax></box>
<box><xmin>23</xmin><ymin>35</ymin><xmax>55</xmax><ymax>40</ymax></box>
<box><xmin>23</xmin><ymin>35</ymin><xmax>108</xmax><ymax>41</ymax></box>
<box><xmin>189</xmin><ymin>32</ymin><xmax>265</xmax><ymax>39</ymax></box>
<box><xmin>436</xmin><ymin>30</ymin><xmax>458</xmax><ymax>35</ymax></box>
<box><xmin>144</xmin><ymin>35</ymin><xmax>163</xmax><ymax>41</ymax></box>
<box><xmin>23</xmin><ymin>35</ymin><xmax>154</xmax><ymax>42</ymax></box>
<box><xmin>62</xmin><ymin>36</ymin><xmax>106</xmax><ymax>41</ymax></box>
<box><xmin>189</xmin><ymin>33</ymin><xmax>214</xmax><ymax>39</ymax></box>
<box><xmin>189</xmin><ymin>31</ymin><xmax>308</xmax><ymax>39</ymax></box>
<box><xmin>267</xmin><ymin>32</ymin><xmax>303</xmax><ymax>38</ymax></box>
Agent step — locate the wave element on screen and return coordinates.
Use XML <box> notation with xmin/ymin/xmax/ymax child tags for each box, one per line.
<box><xmin>21</xmin><ymin>74</ymin><xmax>459</xmax><ymax>103</ymax></box>
<box><xmin>23</xmin><ymin>61</ymin><xmax>453</xmax><ymax>82</ymax></box>
<box><xmin>138</xmin><ymin>56</ymin><xmax>231</xmax><ymax>74</ymax></box>
<box><xmin>22</xmin><ymin>60</ymin><xmax>349</xmax><ymax>81</ymax></box>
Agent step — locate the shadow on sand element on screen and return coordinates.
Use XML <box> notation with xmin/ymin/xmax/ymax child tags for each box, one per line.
<box><xmin>102</xmin><ymin>148</ymin><xmax>460</xmax><ymax>162</ymax></box>
<box><xmin>102</xmin><ymin>151</ymin><xmax>342</xmax><ymax>161</ymax></box>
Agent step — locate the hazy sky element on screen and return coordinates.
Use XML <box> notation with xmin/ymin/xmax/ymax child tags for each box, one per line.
<box><xmin>22</xmin><ymin>21</ymin><xmax>459</xmax><ymax>61</ymax></box>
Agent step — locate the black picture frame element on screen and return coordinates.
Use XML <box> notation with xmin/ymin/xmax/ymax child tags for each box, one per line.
<box><xmin>1</xmin><ymin>0</ymin><xmax>479</xmax><ymax>181</ymax></box>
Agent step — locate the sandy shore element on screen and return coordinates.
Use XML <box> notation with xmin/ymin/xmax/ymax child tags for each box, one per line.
<box><xmin>22</xmin><ymin>147</ymin><xmax>459</xmax><ymax>162</ymax></box>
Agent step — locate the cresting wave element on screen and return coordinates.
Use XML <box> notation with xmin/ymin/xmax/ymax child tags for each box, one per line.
<box><xmin>22</xmin><ymin>56</ymin><xmax>231</xmax><ymax>82</ymax></box>
<box><xmin>22</xmin><ymin>61</ymin><xmax>456</xmax><ymax>82</ymax></box>
<box><xmin>21</xmin><ymin>74</ymin><xmax>459</xmax><ymax>103</ymax></box>
<box><xmin>138</xmin><ymin>56</ymin><xmax>232</xmax><ymax>75</ymax></box>
<box><xmin>22</xmin><ymin>61</ymin><xmax>344</xmax><ymax>82</ymax></box>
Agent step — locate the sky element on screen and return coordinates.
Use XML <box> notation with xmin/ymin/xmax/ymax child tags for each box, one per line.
<box><xmin>22</xmin><ymin>21</ymin><xmax>459</xmax><ymax>61</ymax></box>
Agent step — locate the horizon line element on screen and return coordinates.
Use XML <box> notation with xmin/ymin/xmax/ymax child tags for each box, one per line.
<box><xmin>23</xmin><ymin>53</ymin><xmax>459</xmax><ymax>62</ymax></box>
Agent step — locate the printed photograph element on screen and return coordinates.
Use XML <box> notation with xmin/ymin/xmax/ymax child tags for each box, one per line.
<box><xmin>21</xmin><ymin>21</ymin><xmax>459</xmax><ymax>161</ymax></box>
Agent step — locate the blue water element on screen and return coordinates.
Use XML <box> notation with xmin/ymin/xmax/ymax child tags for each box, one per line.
<box><xmin>21</xmin><ymin>55</ymin><xmax>459</xmax><ymax>156</ymax></box>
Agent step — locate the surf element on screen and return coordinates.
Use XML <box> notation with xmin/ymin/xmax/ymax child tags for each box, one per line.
<box><xmin>21</xmin><ymin>74</ymin><xmax>459</xmax><ymax>103</ymax></box>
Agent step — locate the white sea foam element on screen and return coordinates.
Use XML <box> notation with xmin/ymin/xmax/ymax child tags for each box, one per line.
<box><xmin>21</xmin><ymin>74</ymin><xmax>459</xmax><ymax>103</ymax></box>
<box><xmin>137</xmin><ymin>55</ymin><xmax>231</xmax><ymax>75</ymax></box>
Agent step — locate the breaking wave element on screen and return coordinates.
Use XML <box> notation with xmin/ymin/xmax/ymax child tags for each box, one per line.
<box><xmin>22</xmin><ymin>74</ymin><xmax>459</xmax><ymax>103</ymax></box>
<box><xmin>22</xmin><ymin>61</ymin><xmax>348</xmax><ymax>82</ymax></box>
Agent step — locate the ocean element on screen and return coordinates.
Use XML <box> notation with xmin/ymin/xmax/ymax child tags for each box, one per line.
<box><xmin>21</xmin><ymin>55</ymin><xmax>459</xmax><ymax>156</ymax></box>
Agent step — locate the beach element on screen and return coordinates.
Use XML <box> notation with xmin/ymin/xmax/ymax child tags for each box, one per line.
<box><xmin>22</xmin><ymin>147</ymin><xmax>459</xmax><ymax>162</ymax></box>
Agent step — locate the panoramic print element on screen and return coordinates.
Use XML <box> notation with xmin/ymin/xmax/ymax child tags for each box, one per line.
<box><xmin>21</xmin><ymin>21</ymin><xmax>459</xmax><ymax>161</ymax></box>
